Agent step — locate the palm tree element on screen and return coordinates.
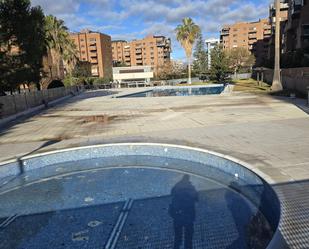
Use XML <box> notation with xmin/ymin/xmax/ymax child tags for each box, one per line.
<box><xmin>63</xmin><ymin>39</ymin><xmax>78</xmax><ymax>76</ymax></box>
<box><xmin>44</xmin><ymin>15</ymin><xmax>77</xmax><ymax>78</ymax></box>
<box><xmin>271</xmin><ymin>0</ymin><xmax>283</xmax><ymax>91</ymax></box>
<box><xmin>175</xmin><ymin>18</ymin><xmax>200</xmax><ymax>84</ymax></box>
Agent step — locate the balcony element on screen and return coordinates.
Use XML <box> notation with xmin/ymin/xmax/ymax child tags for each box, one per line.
<box><xmin>248</xmin><ymin>36</ymin><xmax>257</xmax><ymax>40</ymax></box>
<box><xmin>91</xmin><ymin>68</ymin><xmax>99</xmax><ymax>76</ymax></box>
<box><xmin>89</xmin><ymin>52</ymin><xmax>97</xmax><ymax>58</ymax></box>
<box><xmin>89</xmin><ymin>44</ymin><xmax>97</xmax><ymax>50</ymax></box>
<box><xmin>220</xmin><ymin>31</ymin><xmax>230</xmax><ymax>36</ymax></box>
<box><xmin>157</xmin><ymin>42</ymin><xmax>166</xmax><ymax>47</ymax></box>
<box><xmin>264</xmin><ymin>30</ymin><xmax>272</xmax><ymax>35</ymax></box>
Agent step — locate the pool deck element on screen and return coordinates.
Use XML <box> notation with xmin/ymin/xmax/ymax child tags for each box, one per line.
<box><xmin>0</xmin><ymin>88</ymin><xmax>309</xmax><ymax>248</ymax></box>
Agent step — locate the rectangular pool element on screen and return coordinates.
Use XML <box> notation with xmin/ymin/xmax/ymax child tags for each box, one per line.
<box><xmin>117</xmin><ymin>85</ymin><xmax>225</xmax><ymax>98</ymax></box>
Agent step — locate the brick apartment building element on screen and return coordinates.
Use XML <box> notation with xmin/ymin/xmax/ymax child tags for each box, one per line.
<box><xmin>70</xmin><ymin>30</ymin><xmax>113</xmax><ymax>79</ymax></box>
<box><xmin>220</xmin><ymin>19</ymin><xmax>272</xmax><ymax>66</ymax></box>
<box><xmin>284</xmin><ymin>0</ymin><xmax>309</xmax><ymax>52</ymax></box>
<box><xmin>111</xmin><ymin>35</ymin><xmax>171</xmax><ymax>75</ymax></box>
<box><xmin>268</xmin><ymin>0</ymin><xmax>290</xmax><ymax>59</ymax></box>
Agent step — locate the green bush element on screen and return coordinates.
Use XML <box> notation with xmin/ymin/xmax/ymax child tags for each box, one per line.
<box><xmin>93</xmin><ymin>77</ymin><xmax>112</xmax><ymax>85</ymax></box>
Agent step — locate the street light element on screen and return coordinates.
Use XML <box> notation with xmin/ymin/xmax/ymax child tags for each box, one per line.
<box><xmin>271</xmin><ymin>0</ymin><xmax>283</xmax><ymax>92</ymax></box>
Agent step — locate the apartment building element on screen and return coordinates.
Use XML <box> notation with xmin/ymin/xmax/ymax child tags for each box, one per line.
<box><xmin>111</xmin><ymin>40</ymin><xmax>128</xmax><ymax>66</ymax></box>
<box><xmin>70</xmin><ymin>30</ymin><xmax>113</xmax><ymax>79</ymax></box>
<box><xmin>268</xmin><ymin>0</ymin><xmax>290</xmax><ymax>59</ymax></box>
<box><xmin>220</xmin><ymin>19</ymin><xmax>272</xmax><ymax>66</ymax></box>
<box><xmin>111</xmin><ymin>35</ymin><xmax>171</xmax><ymax>75</ymax></box>
<box><xmin>285</xmin><ymin>0</ymin><xmax>309</xmax><ymax>52</ymax></box>
<box><xmin>205</xmin><ymin>38</ymin><xmax>220</xmax><ymax>69</ymax></box>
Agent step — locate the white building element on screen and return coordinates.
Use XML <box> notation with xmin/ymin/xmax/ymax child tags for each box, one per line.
<box><xmin>205</xmin><ymin>38</ymin><xmax>220</xmax><ymax>69</ymax></box>
<box><xmin>113</xmin><ymin>66</ymin><xmax>154</xmax><ymax>85</ymax></box>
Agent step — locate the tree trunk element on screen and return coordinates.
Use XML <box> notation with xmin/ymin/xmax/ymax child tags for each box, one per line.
<box><xmin>188</xmin><ymin>56</ymin><xmax>192</xmax><ymax>84</ymax></box>
<box><xmin>271</xmin><ymin>0</ymin><xmax>283</xmax><ymax>92</ymax></box>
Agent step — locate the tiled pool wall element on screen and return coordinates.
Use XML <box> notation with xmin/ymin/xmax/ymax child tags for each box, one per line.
<box><xmin>0</xmin><ymin>143</ymin><xmax>284</xmax><ymax>249</ymax></box>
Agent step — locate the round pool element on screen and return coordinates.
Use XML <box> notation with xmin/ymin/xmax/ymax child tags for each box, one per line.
<box><xmin>0</xmin><ymin>144</ymin><xmax>281</xmax><ymax>249</ymax></box>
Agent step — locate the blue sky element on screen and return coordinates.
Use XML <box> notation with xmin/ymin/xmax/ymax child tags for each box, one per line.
<box><xmin>32</xmin><ymin>0</ymin><xmax>272</xmax><ymax>60</ymax></box>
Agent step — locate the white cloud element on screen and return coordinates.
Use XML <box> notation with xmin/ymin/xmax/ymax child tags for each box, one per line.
<box><xmin>32</xmin><ymin>0</ymin><xmax>271</xmax><ymax>58</ymax></box>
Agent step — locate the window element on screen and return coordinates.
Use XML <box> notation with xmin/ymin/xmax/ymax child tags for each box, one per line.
<box><xmin>89</xmin><ymin>38</ymin><xmax>96</xmax><ymax>42</ymax></box>
<box><xmin>303</xmin><ymin>24</ymin><xmax>309</xmax><ymax>37</ymax></box>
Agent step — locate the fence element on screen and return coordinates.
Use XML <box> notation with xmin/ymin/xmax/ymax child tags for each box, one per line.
<box><xmin>0</xmin><ymin>86</ymin><xmax>83</xmax><ymax>119</ymax></box>
<box><xmin>253</xmin><ymin>67</ymin><xmax>309</xmax><ymax>95</ymax></box>
<box><xmin>231</xmin><ymin>73</ymin><xmax>252</xmax><ymax>80</ymax></box>
<box><xmin>166</xmin><ymin>77</ymin><xmax>202</xmax><ymax>85</ymax></box>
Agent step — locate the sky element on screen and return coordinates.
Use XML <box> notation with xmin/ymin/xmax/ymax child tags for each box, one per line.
<box><xmin>32</xmin><ymin>0</ymin><xmax>273</xmax><ymax>60</ymax></box>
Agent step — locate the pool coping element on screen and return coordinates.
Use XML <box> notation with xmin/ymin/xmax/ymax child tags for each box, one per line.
<box><xmin>0</xmin><ymin>142</ymin><xmax>288</xmax><ymax>249</ymax></box>
<box><xmin>0</xmin><ymin>143</ymin><xmax>274</xmax><ymax>183</ymax></box>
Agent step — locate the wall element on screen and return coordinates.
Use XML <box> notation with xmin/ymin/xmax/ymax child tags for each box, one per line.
<box><xmin>255</xmin><ymin>67</ymin><xmax>309</xmax><ymax>95</ymax></box>
<box><xmin>0</xmin><ymin>86</ymin><xmax>83</xmax><ymax>119</ymax></box>
<box><xmin>232</xmin><ymin>73</ymin><xmax>252</xmax><ymax>80</ymax></box>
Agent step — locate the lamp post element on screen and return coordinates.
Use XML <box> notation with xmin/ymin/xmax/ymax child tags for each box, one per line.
<box><xmin>271</xmin><ymin>0</ymin><xmax>283</xmax><ymax>92</ymax></box>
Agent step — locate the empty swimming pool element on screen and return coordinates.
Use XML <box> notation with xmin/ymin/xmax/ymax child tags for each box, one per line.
<box><xmin>0</xmin><ymin>144</ymin><xmax>280</xmax><ymax>249</ymax></box>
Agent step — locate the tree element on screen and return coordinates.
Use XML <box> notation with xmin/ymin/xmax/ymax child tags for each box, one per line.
<box><xmin>0</xmin><ymin>0</ymin><xmax>46</xmax><ymax>92</ymax></box>
<box><xmin>175</xmin><ymin>18</ymin><xmax>200</xmax><ymax>84</ymax></box>
<box><xmin>72</xmin><ymin>61</ymin><xmax>92</xmax><ymax>78</ymax></box>
<box><xmin>209</xmin><ymin>44</ymin><xmax>231</xmax><ymax>82</ymax></box>
<box><xmin>193</xmin><ymin>31</ymin><xmax>208</xmax><ymax>77</ymax></box>
<box><xmin>44</xmin><ymin>15</ymin><xmax>77</xmax><ymax>78</ymax></box>
<box><xmin>62</xmin><ymin>39</ymin><xmax>78</xmax><ymax>76</ymax></box>
<box><xmin>228</xmin><ymin>47</ymin><xmax>255</xmax><ymax>77</ymax></box>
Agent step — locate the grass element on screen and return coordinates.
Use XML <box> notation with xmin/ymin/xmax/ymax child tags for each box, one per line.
<box><xmin>232</xmin><ymin>78</ymin><xmax>271</xmax><ymax>93</ymax></box>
